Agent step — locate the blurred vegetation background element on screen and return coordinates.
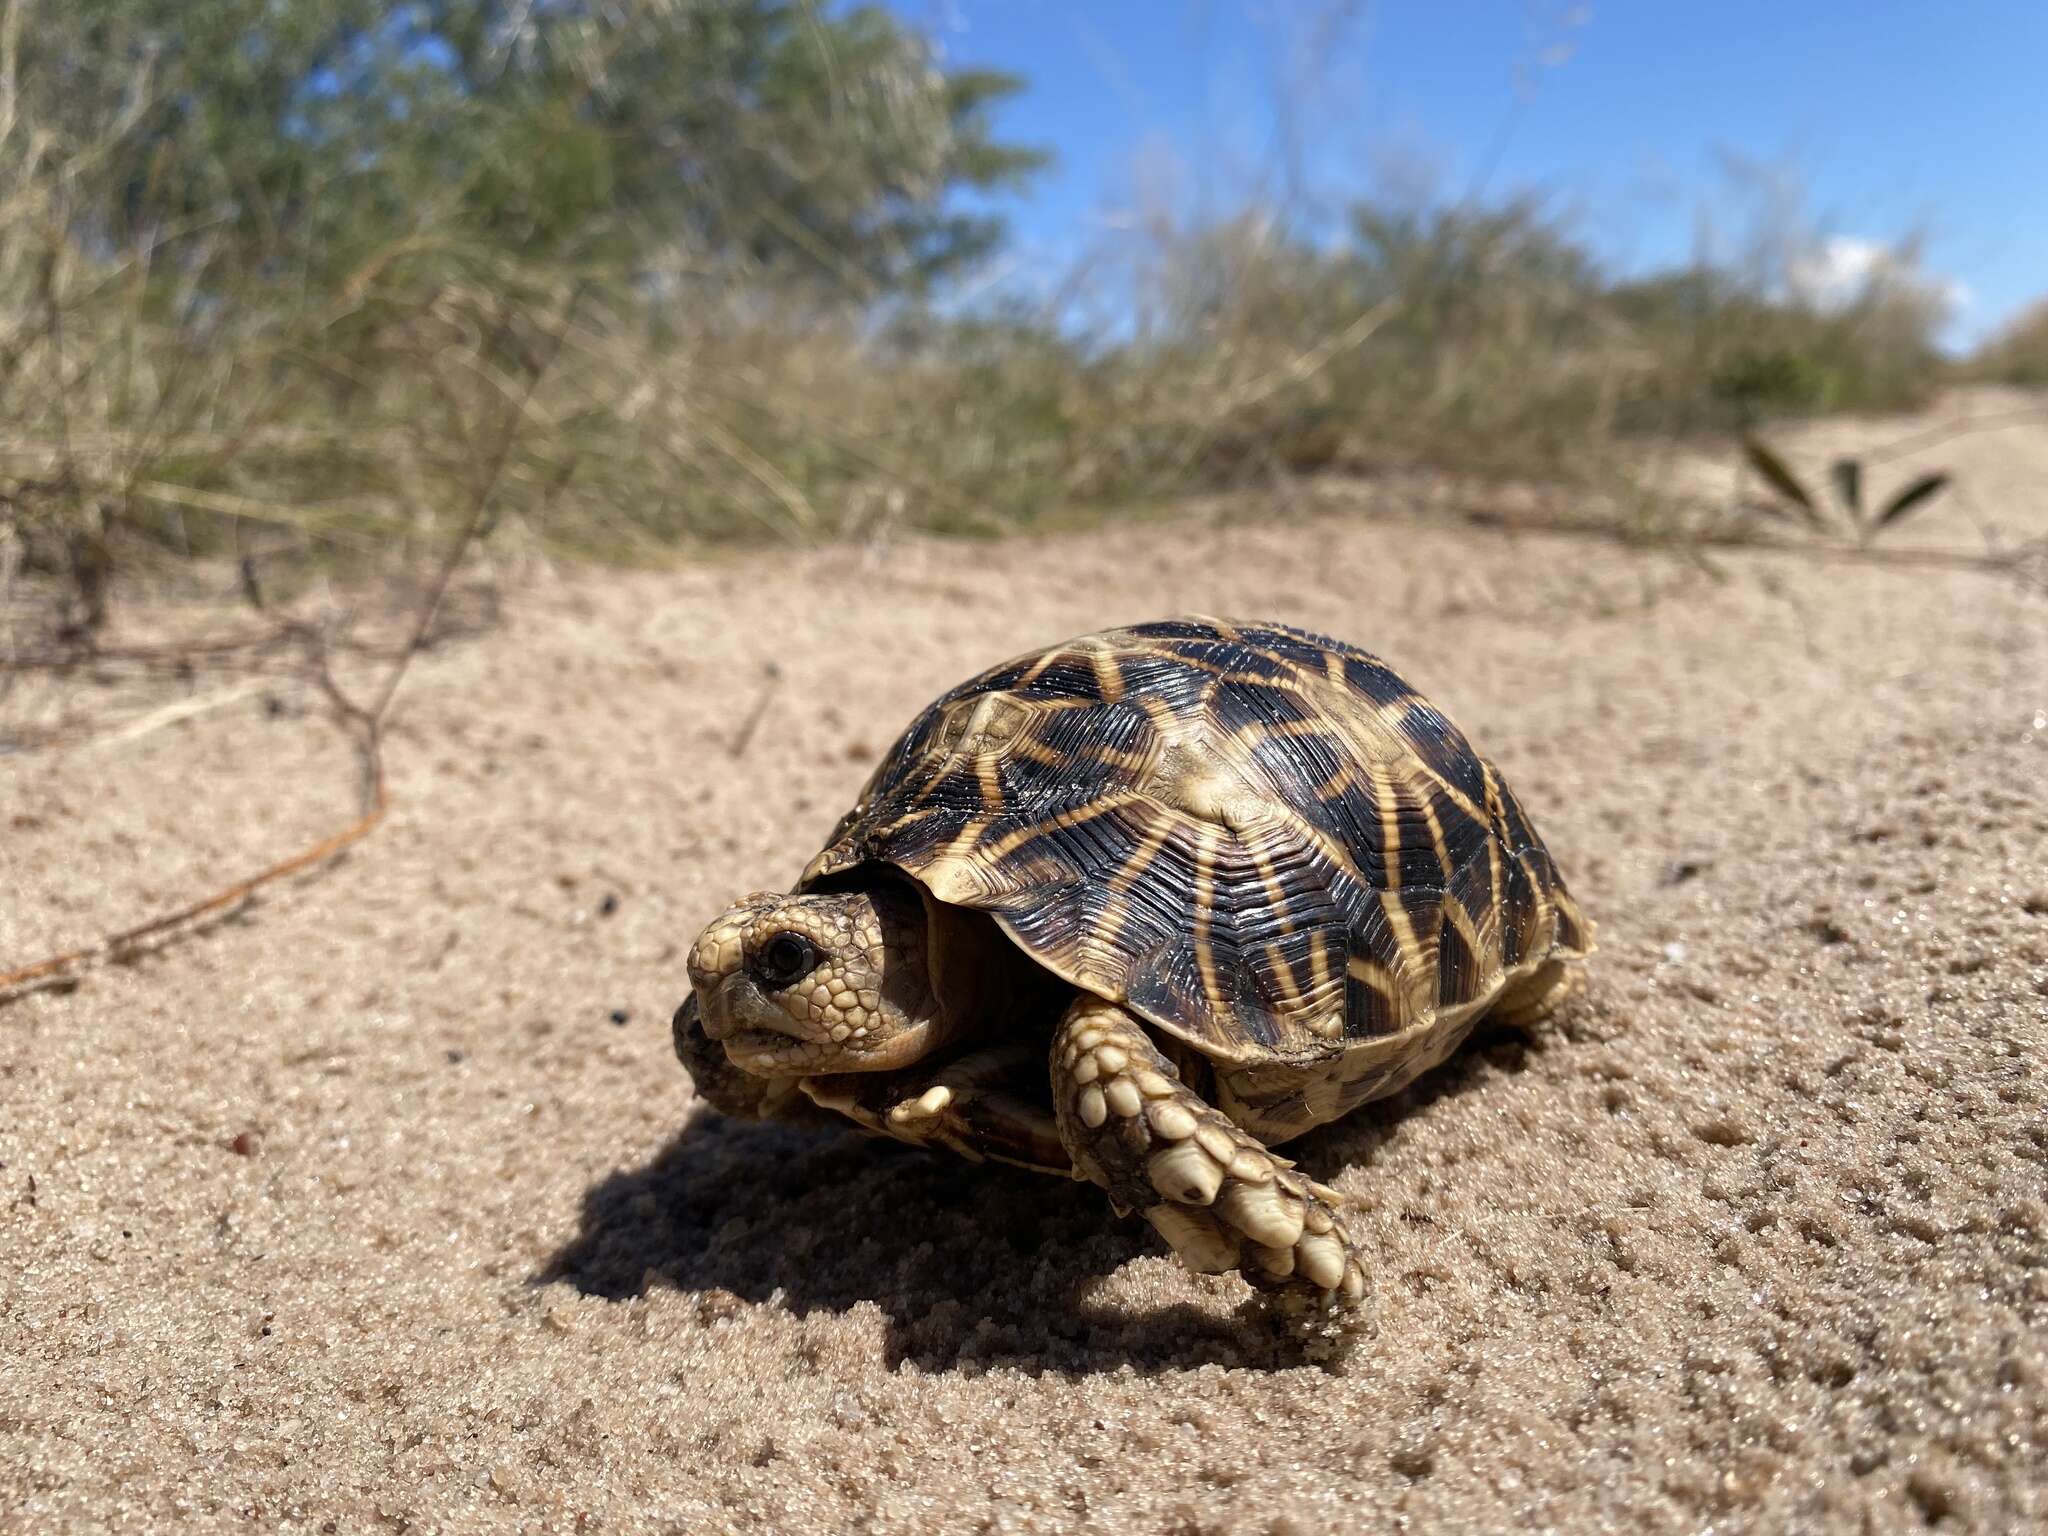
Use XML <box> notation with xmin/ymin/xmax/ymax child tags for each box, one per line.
<box><xmin>0</xmin><ymin>0</ymin><xmax>2025</xmax><ymax>628</ymax></box>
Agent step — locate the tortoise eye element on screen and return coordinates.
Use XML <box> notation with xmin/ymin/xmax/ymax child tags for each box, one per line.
<box><xmin>753</xmin><ymin>932</ymin><xmax>820</xmax><ymax>988</ymax></box>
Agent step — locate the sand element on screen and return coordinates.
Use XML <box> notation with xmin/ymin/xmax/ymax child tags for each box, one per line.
<box><xmin>4</xmin><ymin>392</ymin><xmax>2046</xmax><ymax>1533</ymax></box>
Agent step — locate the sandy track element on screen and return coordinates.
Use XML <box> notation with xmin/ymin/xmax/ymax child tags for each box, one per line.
<box><xmin>4</xmin><ymin>398</ymin><xmax>2046</xmax><ymax>1532</ymax></box>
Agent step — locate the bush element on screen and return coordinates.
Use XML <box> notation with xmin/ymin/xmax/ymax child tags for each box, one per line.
<box><xmin>0</xmin><ymin>1</ymin><xmax>1964</xmax><ymax>624</ymax></box>
<box><xmin>0</xmin><ymin>0</ymin><xmax>1046</xmax><ymax>615</ymax></box>
<box><xmin>1964</xmin><ymin>301</ymin><xmax>2048</xmax><ymax>386</ymax></box>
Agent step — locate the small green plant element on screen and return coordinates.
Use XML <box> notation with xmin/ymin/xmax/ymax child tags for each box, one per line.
<box><xmin>1739</xmin><ymin>436</ymin><xmax>1950</xmax><ymax>544</ymax></box>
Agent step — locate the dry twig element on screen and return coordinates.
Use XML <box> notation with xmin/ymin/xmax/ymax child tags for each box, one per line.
<box><xmin>728</xmin><ymin>661</ymin><xmax>783</xmax><ymax>758</ymax></box>
<box><xmin>0</xmin><ymin>289</ymin><xmax>581</xmax><ymax>1004</ymax></box>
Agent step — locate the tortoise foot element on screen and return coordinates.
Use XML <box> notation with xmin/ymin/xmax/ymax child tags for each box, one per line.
<box><xmin>1049</xmin><ymin>997</ymin><xmax>1369</xmax><ymax>1309</ymax></box>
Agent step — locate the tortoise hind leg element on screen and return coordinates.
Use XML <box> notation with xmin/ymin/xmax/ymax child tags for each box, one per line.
<box><xmin>1049</xmin><ymin>997</ymin><xmax>1368</xmax><ymax>1309</ymax></box>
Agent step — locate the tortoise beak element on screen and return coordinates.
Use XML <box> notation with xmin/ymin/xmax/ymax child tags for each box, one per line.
<box><xmin>693</xmin><ymin>976</ymin><xmax>742</xmax><ymax>1042</ymax></box>
<box><xmin>696</xmin><ymin>972</ymin><xmax>814</xmax><ymax>1045</ymax></box>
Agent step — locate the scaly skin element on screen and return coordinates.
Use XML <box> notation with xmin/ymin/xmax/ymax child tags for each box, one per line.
<box><xmin>680</xmin><ymin>882</ymin><xmax>1374</xmax><ymax>1310</ymax></box>
<box><xmin>686</xmin><ymin>886</ymin><xmax>944</xmax><ymax>1074</ymax></box>
<box><xmin>1049</xmin><ymin>996</ymin><xmax>1369</xmax><ymax>1309</ymax></box>
<box><xmin>801</xmin><ymin>1042</ymin><xmax>1071</xmax><ymax>1175</ymax></box>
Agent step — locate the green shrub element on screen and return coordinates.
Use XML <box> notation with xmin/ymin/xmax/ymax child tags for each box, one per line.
<box><xmin>1964</xmin><ymin>301</ymin><xmax>2048</xmax><ymax>386</ymax></box>
<box><xmin>0</xmin><ymin>0</ymin><xmax>1968</xmax><ymax>621</ymax></box>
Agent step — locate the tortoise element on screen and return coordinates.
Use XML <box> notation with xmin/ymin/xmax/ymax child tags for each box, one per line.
<box><xmin>674</xmin><ymin>616</ymin><xmax>1591</xmax><ymax>1309</ymax></box>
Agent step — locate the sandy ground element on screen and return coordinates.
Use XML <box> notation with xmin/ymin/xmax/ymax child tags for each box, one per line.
<box><xmin>4</xmin><ymin>393</ymin><xmax>2046</xmax><ymax>1533</ymax></box>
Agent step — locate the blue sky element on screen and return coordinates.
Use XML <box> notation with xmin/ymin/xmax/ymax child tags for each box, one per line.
<box><xmin>888</xmin><ymin>2</ymin><xmax>2047</xmax><ymax>350</ymax></box>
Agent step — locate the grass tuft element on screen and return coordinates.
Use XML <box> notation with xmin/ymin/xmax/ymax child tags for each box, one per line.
<box><xmin>0</xmin><ymin>5</ymin><xmax>1990</xmax><ymax>631</ymax></box>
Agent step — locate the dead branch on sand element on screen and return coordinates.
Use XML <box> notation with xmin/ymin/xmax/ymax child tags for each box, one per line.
<box><xmin>1</xmin><ymin>292</ymin><xmax>580</xmax><ymax>1005</ymax></box>
<box><xmin>0</xmin><ymin>739</ymin><xmax>391</xmax><ymax>1000</ymax></box>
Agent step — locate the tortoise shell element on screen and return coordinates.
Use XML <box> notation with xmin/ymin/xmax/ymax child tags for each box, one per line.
<box><xmin>800</xmin><ymin>616</ymin><xmax>1589</xmax><ymax>1069</ymax></box>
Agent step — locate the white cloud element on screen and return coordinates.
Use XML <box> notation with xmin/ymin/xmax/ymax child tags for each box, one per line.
<box><xmin>1786</xmin><ymin>235</ymin><xmax>1885</xmax><ymax>305</ymax></box>
<box><xmin>1787</xmin><ymin>235</ymin><xmax>1972</xmax><ymax>315</ymax></box>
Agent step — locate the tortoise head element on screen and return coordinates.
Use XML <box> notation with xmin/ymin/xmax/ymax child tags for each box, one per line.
<box><xmin>684</xmin><ymin>880</ymin><xmax>954</xmax><ymax>1077</ymax></box>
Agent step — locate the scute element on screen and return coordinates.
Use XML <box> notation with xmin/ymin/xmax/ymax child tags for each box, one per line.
<box><xmin>799</xmin><ymin>616</ymin><xmax>1591</xmax><ymax>1069</ymax></box>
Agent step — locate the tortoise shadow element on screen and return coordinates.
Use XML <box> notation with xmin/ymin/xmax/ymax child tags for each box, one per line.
<box><xmin>537</xmin><ymin>1019</ymin><xmax>1549</xmax><ymax>1375</ymax></box>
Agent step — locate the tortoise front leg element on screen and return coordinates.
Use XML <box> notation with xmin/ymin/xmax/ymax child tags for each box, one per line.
<box><xmin>801</xmin><ymin>1042</ymin><xmax>1072</xmax><ymax>1176</ymax></box>
<box><xmin>1050</xmin><ymin>997</ymin><xmax>1368</xmax><ymax>1308</ymax></box>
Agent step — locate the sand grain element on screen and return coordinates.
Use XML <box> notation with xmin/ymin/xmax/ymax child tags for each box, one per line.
<box><xmin>4</xmin><ymin>399</ymin><xmax>2046</xmax><ymax>1533</ymax></box>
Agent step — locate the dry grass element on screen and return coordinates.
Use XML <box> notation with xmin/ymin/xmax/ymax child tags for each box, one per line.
<box><xmin>1965</xmin><ymin>299</ymin><xmax>2048</xmax><ymax>387</ymax></box>
<box><xmin>0</xmin><ymin>10</ymin><xmax>1988</xmax><ymax>635</ymax></box>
